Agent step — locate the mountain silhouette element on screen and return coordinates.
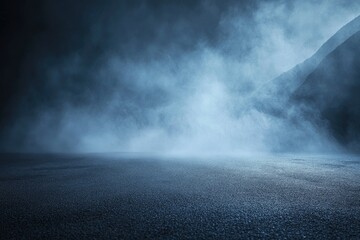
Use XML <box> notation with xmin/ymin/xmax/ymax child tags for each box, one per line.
<box><xmin>254</xmin><ymin>15</ymin><xmax>360</xmax><ymax>116</ymax></box>
<box><xmin>251</xmin><ymin>15</ymin><xmax>360</xmax><ymax>150</ymax></box>
<box><xmin>293</xmin><ymin>30</ymin><xmax>360</xmax><ymax>150</ymax></box>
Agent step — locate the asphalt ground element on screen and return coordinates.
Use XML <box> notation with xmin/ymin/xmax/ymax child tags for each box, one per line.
<box><xmin>0</xmin><ymin>153</ymin><xmax>359</xmax><ymax>239</ymax></box>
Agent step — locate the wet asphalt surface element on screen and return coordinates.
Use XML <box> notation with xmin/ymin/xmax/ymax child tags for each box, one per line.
<box><xmin>0</xmin><ymin>153</ymin><xmax>359</xmax><ymax>239</ymax></box>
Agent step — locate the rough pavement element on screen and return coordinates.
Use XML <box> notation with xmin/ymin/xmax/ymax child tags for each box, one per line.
<box><xmin>0</xmin><ymin>153</ymin><xmax>359</xmax><ymax>239</ymax></box>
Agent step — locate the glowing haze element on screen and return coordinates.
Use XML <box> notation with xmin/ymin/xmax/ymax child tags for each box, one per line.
<box><xmin>1</xmin><ymin>0</ymin><xmax>359</xmax><ymax>153</ymax></box>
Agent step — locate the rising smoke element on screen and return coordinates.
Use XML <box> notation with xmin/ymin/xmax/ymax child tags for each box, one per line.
<box><xmin>1</xmin><ymin>0</ymin><xmax>359</xmax><ymax>153</ymax></box>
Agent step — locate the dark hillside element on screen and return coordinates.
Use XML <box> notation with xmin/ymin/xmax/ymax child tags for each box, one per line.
<box><xmin>293</xmin><ymin>31</ymin><xmax>360</xmax><ymax>150</ymax></box>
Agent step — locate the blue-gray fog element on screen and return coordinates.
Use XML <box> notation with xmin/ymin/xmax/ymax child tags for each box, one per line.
<box><xmin>1</xmin><ymin>0</ymin><xmax>359</xmax><ymax>153</ymax></box>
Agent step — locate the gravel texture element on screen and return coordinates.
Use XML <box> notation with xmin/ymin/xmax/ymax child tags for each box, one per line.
<box><xmin>0</xmin><ymin>153</ymin><xmax>359</xmax><ymax>239</ymax></box>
